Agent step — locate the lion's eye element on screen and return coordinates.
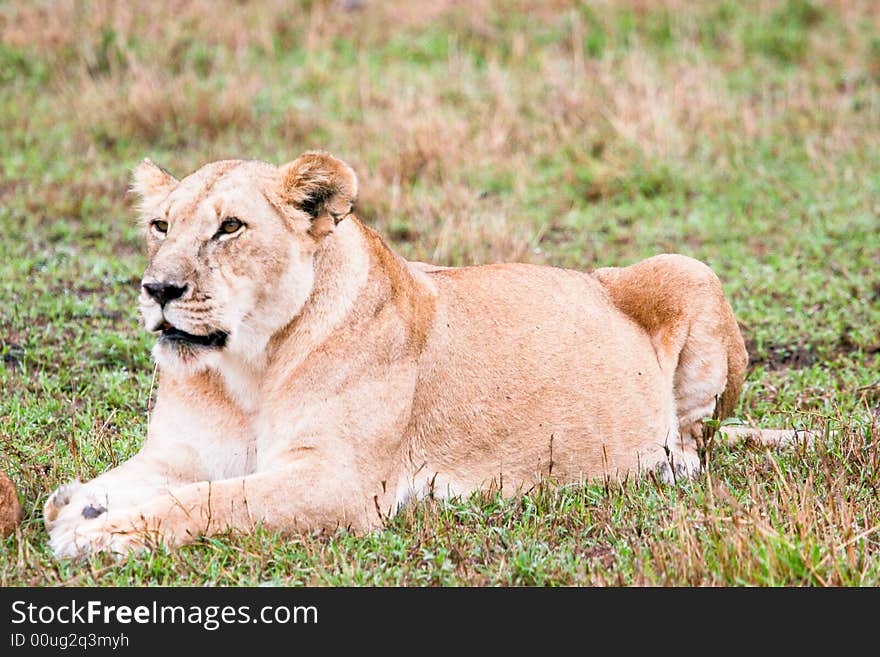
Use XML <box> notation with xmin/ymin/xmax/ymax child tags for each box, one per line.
<box><xmin>217</xmin><ymin>217</ymin><xmax>244</xmax><ymax>236</ymax></box>
<box><xmin>152</xmin><ymin>219</ymin><xmax>168</xmax><ymax>234</ymax></box>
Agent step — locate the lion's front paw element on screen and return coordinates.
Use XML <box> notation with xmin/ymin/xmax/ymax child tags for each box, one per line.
<box><xmin>49</xmin><ymin>517</ymin><xmax>150</xmax><ymax>560</ymax></box>
<box><xmin>43</xmin><ymin>480</ymin><xmax>108</xmax><ymax>535</ymax></box>
<box><xmin>44</xmin><ymin>480</ymin><xmax>84</xmax><ymax>531</ymax></box>
<box><xmin>44</xmin><ymin>481</ymin><xmax>111</xmax><ymax>531</ymax></box>
<box><xmin>45</xmin><ymin>485</ymin><xmax>109</xmax><ymax>536</ymax></box>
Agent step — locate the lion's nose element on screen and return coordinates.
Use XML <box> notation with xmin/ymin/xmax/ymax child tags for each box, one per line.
<box><xmin>142</xmin><ymin>281</ymin><xmax>188</xmax><ymax>306</ymax></box>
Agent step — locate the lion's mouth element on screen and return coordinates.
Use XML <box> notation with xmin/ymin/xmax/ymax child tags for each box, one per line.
<box><xmin>155</xmin><ymin>321</ymin><xmax>228</xmax><ymax>348</ymax></box>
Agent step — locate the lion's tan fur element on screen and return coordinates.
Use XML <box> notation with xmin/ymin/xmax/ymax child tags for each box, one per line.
<box><xmin>45</xmin><ymin>151</ymin><xmax>767</xmax><ymax>557</ymax></box>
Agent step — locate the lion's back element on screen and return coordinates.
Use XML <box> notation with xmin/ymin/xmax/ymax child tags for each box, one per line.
<box><xmin>403</xmin><ymin>262</ymin><xmax>676</xmax><ymax>490</ymax></box>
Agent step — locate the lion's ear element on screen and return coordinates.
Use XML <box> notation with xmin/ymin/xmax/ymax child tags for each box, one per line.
<box><xmin>131</xmin><ymin>158</ymin><xmax>178</xmax><ymax>209</ymax></box>
<box><xmin>279</xmin><ymin>151</ymin><xmax>358</xmax><ymax>235</ymax></box>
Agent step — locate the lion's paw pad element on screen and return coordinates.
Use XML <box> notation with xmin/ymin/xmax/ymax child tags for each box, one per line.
<box><xmin>82</xmin><ymin>504</ymin><xmax>107</xmax><ymax>519</ymax></box>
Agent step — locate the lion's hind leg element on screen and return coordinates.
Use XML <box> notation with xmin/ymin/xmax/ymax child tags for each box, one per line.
<box><xmin>594</xmin><ymin>254</ymin><xmax>749</xmax><ymax>468</ymax></box>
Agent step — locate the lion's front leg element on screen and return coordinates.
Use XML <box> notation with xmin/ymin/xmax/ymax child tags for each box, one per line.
<box><xmin>45</xmin><ymin>450</ymin><xmax>202</xmax><ymax>557</ymax></box>
<box><xmin>53</xmin><ymin>462</ymin><xmax>379</xmax><ymax>558</ymax></box>
<box><xmin>48</xmin><ymin>370</ymin><xmax>258</xmax><ymax>558</ymax></box>
<box><xmin>45</xmin><ymin>452</ymin><xmax>183</xmax><ymax>529</ymax></box>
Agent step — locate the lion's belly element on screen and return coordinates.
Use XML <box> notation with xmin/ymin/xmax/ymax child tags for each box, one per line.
<box><xmin>397</xmin><ymin>263</ymin><xmax>676</xmax><ymax>504</ymax></box>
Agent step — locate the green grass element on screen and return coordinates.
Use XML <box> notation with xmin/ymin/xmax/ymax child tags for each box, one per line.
<box><xmin>1</xmin><ymin>0</ymin><xmax>878</xmax><ymax>585</ymax></box>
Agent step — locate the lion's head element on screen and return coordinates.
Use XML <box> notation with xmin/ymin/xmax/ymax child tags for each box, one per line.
<box><xmin>131</xmin><ymin>151</ymin><xmax>358</xmax><ymax>374</ymax></box>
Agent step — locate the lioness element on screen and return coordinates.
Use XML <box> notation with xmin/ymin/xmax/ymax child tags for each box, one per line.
<box><xmin>45</xmin><ymin>151</ymin><xmax>786</xmax><ymax>558</ymax></box>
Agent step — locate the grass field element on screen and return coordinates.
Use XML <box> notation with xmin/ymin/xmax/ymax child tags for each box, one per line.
<box><xmin>0</xmin><ymin>0</ymin><xmax>878</xmax><ymax>585</ymax></box>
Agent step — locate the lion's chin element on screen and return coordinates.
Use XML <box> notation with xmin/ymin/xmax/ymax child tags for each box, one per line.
<box><xmin>151</xmin><ymin>338</ymin><xmax>224</xmax><ymax>376</ymax></box>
